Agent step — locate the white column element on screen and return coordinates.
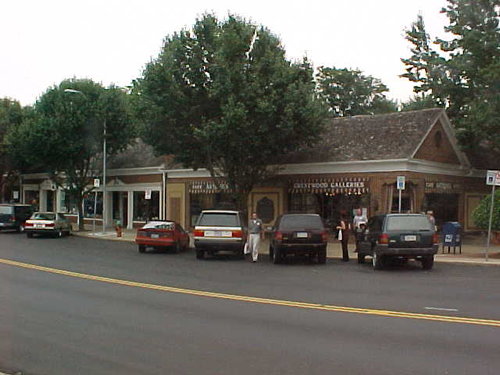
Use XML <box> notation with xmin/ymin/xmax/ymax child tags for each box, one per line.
<box><xmin>127</xmin><ymin>191</ymin><xmax>134</xmax><ymax>230</ymax></box>
<box><xmin>56</xmin><ymin>189</ymin><xmax>63</xmax><ymax>212</ymax></box>
<box><xmin>39</xmin><ymin>190</ymin><xmax>47</xmax><ymax>212</ymax></box>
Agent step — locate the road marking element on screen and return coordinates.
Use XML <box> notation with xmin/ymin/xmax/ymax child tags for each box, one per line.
<box><xmin>425</xmin><ymin>307</ymin><xmax>459</xmax><ymax>312</ymax></box>
<box><xmin>1</xmin><ymin>257</ymin><xmax>499</xmax><ymax>328</ymax></box>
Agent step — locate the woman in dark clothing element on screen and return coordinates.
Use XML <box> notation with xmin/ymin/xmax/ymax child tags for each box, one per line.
<box><xmin>336</xmin><ymin>212</ymin><xmax>351</xmax><ymax>262</ymax></box>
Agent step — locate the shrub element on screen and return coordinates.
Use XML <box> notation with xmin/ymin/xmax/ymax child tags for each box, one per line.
<box><xmin>473</xmin><ymin>190</ymin><xmax>500</xmax><ymax>231</ymax></box>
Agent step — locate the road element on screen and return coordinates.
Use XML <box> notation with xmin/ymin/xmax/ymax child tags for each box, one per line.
<box><xmin>0</xmin><ymin>232</ymin><xmax>499</xmax><ymax>375</ymax></box>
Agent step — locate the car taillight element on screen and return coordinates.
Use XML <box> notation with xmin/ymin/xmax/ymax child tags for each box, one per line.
<box><xmin>232</xmin><ymin>230</ymin><xmax>243</xmax><ymax>238</ymax></box>
<box><xmin>432</xmin><ymin>233</ymin><xmax>440</xmax><ymax>244</ymax></box>
<box><xmin>193</xmin><ymin>230</ymin><xmax>204</xmax><ymax>237</ymax></box>
<box><xmin>378</xmin><ymin>233</ymin><xmax>389</xmax><ymax>245</ymax></box>
<box><xmin>321</xmin><ymin>231</ymin><xmax>328</xmax><ymax>243</ymax></box>
<box><xmin>275</xmin><ymin>231</ymin><xmax>283</xmax><ymax>241</ymax></box>
<box><xmin>24</xmin><ymin>222</ymin><xmax>33</xmax><ymax>227</ymax></box>
<box><xmin>46</xmin><ymin>223</ymin><xmax>55</xmax><ymax>228</ymax></box>
<box><xmin>9</xmin><ymin>216</ymin><xmax>15</xmax><ymax>222</ymax></box>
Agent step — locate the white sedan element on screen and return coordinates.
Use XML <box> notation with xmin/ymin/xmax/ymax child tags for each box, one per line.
<box><xmin>24</xmin><ymin>212</ymin><xmax>72</xmax><ymax>238</ymax></box>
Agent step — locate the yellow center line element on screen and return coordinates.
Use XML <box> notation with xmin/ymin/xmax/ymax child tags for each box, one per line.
<box><xmin>1</xmin><ymin>257</ymin><xmax>499</xmax><ymax>328</ymax></box>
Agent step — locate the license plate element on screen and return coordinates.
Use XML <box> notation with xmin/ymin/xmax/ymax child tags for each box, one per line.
<box><xmin>150</xmin><ymin>233</ymin><xmax>159</xmax><ymax>239</ymax></box>
<box><xmin>296</xmin><ymin>232</ymin><xmax>309</xmax><ymax>238</ymax></box>
<box><xmin>205</xmin><ymin>231</ymin><xmax>232</xmax><ymax>237</ymax></box>
<box><xmin>404</xmin><ymin>235</ymin><xmax>417</xmax><ymax>241</ymax></box>
<box><xmin>35</xmin><ymin>224</ymin><xmax>45</xmax><ymax>229</ymax></box>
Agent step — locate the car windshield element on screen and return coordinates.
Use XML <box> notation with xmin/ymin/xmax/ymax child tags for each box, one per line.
<box><xmin>386</xmin><ymin>216</ymin><xmax>433</xmax><ymax>231</ymax></box>
<box><xmin>280</xmin><ymin>215</ymin><xmax>324</xmax><ymax>230</ymax></box>
<box><xmin>0</xmin><ymin>206</ymin><xmax>13</xmax><ymax>215</ymax></box>
<box><xmin>32</xmin><ymin>213</ymin><xmax>56</xmax><ymax>220</ymax></box>
<box><xmin>198</xmin><ymin>213</ymin><xmax>239</xmax><ymax>227</ymax></box>
<box><xmin>143</xmin><ymin>221</ymin><xmax>175</xmax><ymax>230</ymax></box>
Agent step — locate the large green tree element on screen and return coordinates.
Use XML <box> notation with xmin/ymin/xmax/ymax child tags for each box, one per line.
<box><xmin>0</xmin><ymin>98</ymin><xmax>32</xmax><ymax>201</ymax></box>
<box><xmin>401</xmin><ymin>1</ymin><xmax>500</xmax><ymax>155</ymax></box>
<box><xmin>132</xmin><ymin>14</ymin><xmax>326</xmax><ymax>209</ymax></box>
<box><xmin>316</xmin><ymin>67</ymin><xmax>397</xmax><ymax>117</ymax></box>
<box><xmin>6</xmin><ymin>79</ymin><xmax>135</xmax><ymax>228</ymax></box>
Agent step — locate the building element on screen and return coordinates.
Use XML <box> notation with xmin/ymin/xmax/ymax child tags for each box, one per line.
<box><xmin>19</xmin><ymin>109</ymin><xmax>496</xmax><ymax>231</ymax></box>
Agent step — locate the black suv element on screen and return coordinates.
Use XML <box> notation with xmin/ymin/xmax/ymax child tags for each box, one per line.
<box><xmin>193</xmin><ymin>210</ymin><xmax>247</xmax><ymax>259</ymax></box>
<box><xmin>357</xmin><ymin>214</ymin><xmax>439</xmax><ymax>270</ymax></box>
<box><xmin>0</xmin><ymin>204</ymin><xmax>34</xmax><ymax>232</ymax></box>
<box><xmin>269</xmin><ymin>214</ymin><xmax>328</xmax><ymax>264</ymax></box>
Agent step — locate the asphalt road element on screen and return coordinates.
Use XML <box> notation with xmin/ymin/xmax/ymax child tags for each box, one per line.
<box><xmin>0</xmin><ymin>232</ymin><xmax>499</xmax><ymax>375</ymax></box>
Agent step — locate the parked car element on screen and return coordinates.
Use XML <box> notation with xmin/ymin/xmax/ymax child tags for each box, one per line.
<box><xmin>24</xmin><ymin>212</ymin><xmax>72</xmax><ymax>238</ymax></box>
<box><xmin>0</xmin><ymin>204</ymin><xmax>34</xmax><ymax>232</ymax></box>
<box><xmin>269</xmin><ymin>214</ymin><xmax>328</xmax><ymax>264</ymax></box>
<box><xmin>357</xmin><ymin>213</ymin><xmax>439</xmax><ymax>270</ymax></box>
<box><xmin>193</xmin><ymin>210</ymin><xmax>247</xmax><ymax>259</ymax></box>
<box><xmin>135</xmin><ymin>220</ymin><xmax>190</xmax><ymax>253</ymax></box>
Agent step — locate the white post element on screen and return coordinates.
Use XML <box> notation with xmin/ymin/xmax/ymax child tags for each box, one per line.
<box><xmin>398</xmin><ymin>190</ymin><xmax>402</xmax><ymax>213</ymax></box>
<box><xmin>485</xmin><ymin>184</ymin><xmax>496</xmax><ymax>262</ymax></box>
<box><xmin>102</xmin><ymin>120</ymin><xmax>107</xmax><ymax>233</ymax></box>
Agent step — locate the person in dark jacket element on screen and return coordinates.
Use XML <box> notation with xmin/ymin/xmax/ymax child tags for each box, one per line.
<box><xmin>336</xmin><ymin>211</ymin><xmax>352</xmax><ymax>262</ymax></box>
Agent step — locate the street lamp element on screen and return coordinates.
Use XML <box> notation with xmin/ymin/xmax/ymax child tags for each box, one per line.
<box><xmin>64</xmin><ymin>88</ymin><xmax>107</xmax><ymax>233</ymax></box>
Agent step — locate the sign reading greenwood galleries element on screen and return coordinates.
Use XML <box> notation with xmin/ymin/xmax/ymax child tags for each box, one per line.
<box><xmin>290</xmin><ymin>178</ymin><xmax>369</xmax><ymax>194</ymax></box>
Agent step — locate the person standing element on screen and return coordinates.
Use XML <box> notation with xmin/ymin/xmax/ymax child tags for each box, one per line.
<box><xmin>248</xmin><ymin>212</ymin><xmax>264</xmax><ymax>263</ymax></box>
<box><xmin>336</xmin><ymin>211</ymin><xmax>352</xmax><ymax>262</ymax></box>
<box><xmin>352</xmin><ymin>208</ymin><xmax>368</xmax><ymax>251</ymax></box>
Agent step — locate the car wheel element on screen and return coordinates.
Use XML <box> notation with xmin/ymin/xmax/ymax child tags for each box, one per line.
<box><xmin>138</xmin><ymin>245</ymin><xmax>146</xmax><ymax>253</ymax></box>
<box><xmin>318</xmin><ymin>246</ymin><xmax>327</xmax><ymax>264</ymax></box>
<box><xmin>174</xmin><ymin>241</ymin><xmax>181</xmax><ymax>253</ymax></box>
<box><xmin>56</xmin><ymin>230</ymin><xmax>63</xmax><ymax>238</ymax></box>
<box><xmin>196</xmin><ymin>248</ymin><xmax>205</xmax><ymax>259</ymax></box>
<box><xmin>19</xmin><ymin>225</ymin><xmax>25</xmax><ymax>233</ymax></box>
<box><xmin>269</xmin><ymin>246</ymin><xmax>274</xmax><ymax>262</ymax></box>
<box><xmin>272</xmin><ymin>247</ymin><xmax>281</xmax><ymax>264</ymax></box>
<box><xmin>421</xmin><ymin>256</ymin><xmax>434</xmax><ymax>270</ymax></box>
<box><xmin>357</xmin><ymin>252</ymin><xmax>365</xmax><ymax>264</ymax></box>
<box><xmin>372</xmin><ymin>252</ymin><xmax>384</xmax><ymax>270</ymax></box>
<box><xmin>27</xmin><ymin>232</ymin><xmax>33</xmax><ymax>238</ymax></box>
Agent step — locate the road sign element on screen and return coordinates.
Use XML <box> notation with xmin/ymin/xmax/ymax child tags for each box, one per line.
<box><xmin>93</xmin><ymin>178</ymin><xmax>100</xmax><ymax>188</ymax></box>
<box><xmin>397</xmin><ymin>176</ymin><xmax>405</xmax><ymax>190</ymax></box>
<box><xmin>145</xmin><ymin>189</ymin><xmax>152</xmax><ymax>200</ymax></box>
<box><xmin>486</xmin><ymin>170</ymin><xmax>500</xmax><ymax>186</ymax></box>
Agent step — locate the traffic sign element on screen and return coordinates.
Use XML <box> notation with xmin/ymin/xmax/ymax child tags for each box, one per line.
<box><xmin>397</xmin><ymin>176</ymin><xmax>405</xmax><ymax>190</ymax></box>
<box><xmin>145</xmin><ymin>189</ymin><xmax>152</xmax><ymax>200</ymax></box>
<box><xmin>486</xmin><ymin>170</ymin><xmax>500</xmax><ymax>186</ymax></box>
<box><xmin>93</xmin><ymin>178</ymin><xmax>100</xmax><ymax>188</ymax></box>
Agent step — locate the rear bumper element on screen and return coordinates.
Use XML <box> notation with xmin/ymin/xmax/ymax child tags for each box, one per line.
<box><xmin>135</xmin><ymin>238</ymin><xmax>176</xmax><ymax>247</ymax></box>
<box><xmin>194</xmin><ymin>238</ymin><xmax>244</xmax><ymax>252</ymax></box>
<box><xmin>0</xmin><ymin>222</ymin><xmax>18</xmax><ymax>230</ymax></box>
<box><xmin>376</xmin><ymin>245</ymin><xmax>438</xmax><ymax>257</ymax></box>
<box><xmin>25</xmin><ymin>229</ymin><xmax>58</xmax><ymax>235</ymax></box>
<box><xmin>275</xmin><ymin>243</ymin><xmax>326</xmax><ymax>254</ymax></box>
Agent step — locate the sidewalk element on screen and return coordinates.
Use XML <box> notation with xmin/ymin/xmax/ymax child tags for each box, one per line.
<box><xmin>73</xmin><ymin>227</ymin><xmax>500</xmax><ymax>266</ymax></box>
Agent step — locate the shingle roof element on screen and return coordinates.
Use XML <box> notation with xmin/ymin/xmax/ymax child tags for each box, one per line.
<box><xmin>282</xmin><ymin>108</ymin><xmax>444</xmax><ymax>163</ymax></box>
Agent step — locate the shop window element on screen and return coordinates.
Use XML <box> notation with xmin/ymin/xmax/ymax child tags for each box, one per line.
<box><xmin>25</xmin><ymin>190</ymin><xmax>40</xmax><ymax>211</ymax></box>
<box><xmin>189</xmin><ymin>193</ymin><xmax>234</xmax><ymax>227</ymax></box>
<box><xmin>83</xmin><ymin>192</ymin><xmax>103</xmax><ymax>218</ymax></box>
<box><xmin>391</xmin><ymin>196</ymin><xmax>411</xmax><ymax>213</ymax></box>
<box><xmin>62</xmin><ymin>191</ymin><xmax>79</xmax><ymax>214</ymax></box>
<box><xmin>133</xmin><ymin>191</ymin><xmax>160</xmax><ymax>221</ymax></box>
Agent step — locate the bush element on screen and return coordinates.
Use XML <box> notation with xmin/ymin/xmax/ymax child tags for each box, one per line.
<box><xmin>473</xmin><ymin>190</ymin><xmax>500</xmax><ymax>230</ymax></box>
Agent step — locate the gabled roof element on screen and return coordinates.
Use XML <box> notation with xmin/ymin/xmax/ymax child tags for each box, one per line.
<box><xmin>283</xmin><ymin>108</ymin><xmax>448</xmax><ymax>163</ymax></box>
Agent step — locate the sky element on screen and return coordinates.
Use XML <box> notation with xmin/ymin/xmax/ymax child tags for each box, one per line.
<box><xmin>1</xmin><ymin>0</ymin><xmax>450</xmax><ymax>106</ymax></box>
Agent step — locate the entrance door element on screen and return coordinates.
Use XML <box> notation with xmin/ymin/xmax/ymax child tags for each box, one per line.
<box><xmin>251</xmin><ymin>192</ymin><xmax>280</xmax><ymax>227</ymax></box>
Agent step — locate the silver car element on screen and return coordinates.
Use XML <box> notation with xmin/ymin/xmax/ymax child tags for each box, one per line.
<box><xmin>24</xmin><ymin>212</ymin><xmax>72</xmax><ymax>238</ymax></box>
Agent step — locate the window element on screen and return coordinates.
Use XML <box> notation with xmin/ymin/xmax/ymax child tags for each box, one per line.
<box><xmin>133</xmin><ymin>191</ymin><xmax>159</xmax><ymax>221</ymax></box>
<box><xmin>83</xmin><ymin>192</ymin><xmax>102</xmax><ymax>218</ymax></box>
<box><xmin>386</xmin><ymin>216</ymin><xmax>433</xmax><ymax>231</ymax></box>
<box><xmin>197</xmin><ymin>212</ymin><xmax>239</xmax><ymax>227</ymax></box>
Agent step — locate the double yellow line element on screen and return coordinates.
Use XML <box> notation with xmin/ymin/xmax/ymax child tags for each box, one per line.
<box><xmin>1</xmin><ymin>257</ymin><xmax>499</xmax><ymax>328</ymax></box>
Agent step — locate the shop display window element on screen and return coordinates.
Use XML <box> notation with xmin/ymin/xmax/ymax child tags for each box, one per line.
<box><xmin>133</xmin><ymin>191</ymin><xmax>160</xmax><ymax>221</ymax></box>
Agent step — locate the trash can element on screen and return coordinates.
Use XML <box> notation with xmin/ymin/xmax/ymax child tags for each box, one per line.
<box><xmin>441</xmin><ymin>222</ymin><xmax>461</xmax><ymax>254</ymax></box>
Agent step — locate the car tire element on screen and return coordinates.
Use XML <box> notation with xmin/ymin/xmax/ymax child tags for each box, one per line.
<box><xmin>27</xmin><ymin>232</ymin><xmax>33</xmax><ymax>238</ymax></box>
<box><xmin>18</xmin><ymin>225</ymin><xmax>24</xmax><ymax>233</ymax></box>
<box><xmin>269</xmin><ymin>246</ymin><xmax>274</xmax><ymax>262</ymax></box>
<box><xmin>196</xmin><ymin>248</ymin><xmax>205</xmax><ymax>259</ymax></box>
<box><xmin>55</xmin><ymin>230</ymin><xmax>63</xmax><ymax>238</ymax></box>
<box><xmin>421</xmin><ymin>256</ymin><xmax>434</xmax><ymax>270</ymax></box>
<box><xmin>138</xmin><ymin>245</ymin><xmax>146</xmax><ymax>253</ymax></box>
<box><xmin>174</xmin><ymin>241</ymin><xmax>181</xmax><ymax>253</ymax></box>
<box><xmin>318</xmin><ymin>246</ymin><xmax>327</xmax><ymax>264</ymax></box>
<box><xmin>372</xmin><ymin>252</ymin><xmax>384</xmax><ymax>270</ymax></box>
<box><xmin>272</xmin><ymin>247</ymin><xmax>282</xmax><ymax>264</ymax></box>
<box><xmin>357</xmin><ymin>252</ymin><xmax>365</xmax><ymax>264</ymax></box>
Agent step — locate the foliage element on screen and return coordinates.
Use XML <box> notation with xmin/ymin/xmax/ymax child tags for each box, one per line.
<box><xmin>473</xmin><ymin>189</ymin><xmax>500</xmax><ymax>231</ymax></box>
<box><xmin>401</xmin><ymin>1</ymin><xmax>500</xmax><ymax>153</ymax></box>
<box><xmin>6</xmin><ymin>78</ymin><xmax>135</xmax><ymax>227</ymax></box>
<box><xmin>132</xmin><ymin>14</ymin><xmax>326</xmax><ymax>209</ymax></box>
<box><xmin>0</xmin><ymin>98</ymin><xmax>32</xmax><ymax>201</ymax></box>
<box><xmin>401</xmin><ymin>95</ymin><xmax>440</xmax><ymax>112</ymax></box>
<box><xmin>316</xmin><ymin>67</ymin><xmax>397</xmax><ymax>117</ymax></box>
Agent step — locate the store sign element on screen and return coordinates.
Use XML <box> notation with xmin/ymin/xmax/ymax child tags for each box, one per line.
<box><xmin>189</xmin><ymin>180</ymin><xmax>231</xmax><ymax>194</ymax></box>
<box><xmin>290</xmin><ymin>178</ymin><xmax>369</xmax><ymax>194</ymax></box>
<box><xmin>425</xmin><ymin>181</ymin><xmax>462</xmax><ymax>191</ymax></box>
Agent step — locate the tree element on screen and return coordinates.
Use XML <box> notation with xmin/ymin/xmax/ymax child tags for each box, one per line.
<box><xmin>473</xmin><ymin>189</ymin><xmax>500</xmax><ymax>231</ymax></box>
<box><xmin>6</xmin><ymin>79</ymin><xmax>135</xmax><ymax>229</ymax></box>
<box><xmin>0</xmin><ymin>98</ymin><xmax>31</xmax><ymax>201</ymax></box>
<box><xmin>132</xmin><ymin>14</ymin><xmax>326</xmax><ymax>210</ymax></box>
<box><xmin>316</xmin><ymin>67</ymin><xmax>397</xmax><ymax>117</ymax></box>
<box><xmin>401</xmin><ymin>1</ymin><xmax>500</xmax><ymax>154</ymax></box>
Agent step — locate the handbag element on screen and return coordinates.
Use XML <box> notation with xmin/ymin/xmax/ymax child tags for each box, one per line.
<box><xmin>244</xmin><ymin>241</ymin><xmax>250</xmax><ymax>254</ymax></box>
<box><xmin>337</xmin><ymin>229</ymin><xmax>343</xmax><ymax>241</ymax></box>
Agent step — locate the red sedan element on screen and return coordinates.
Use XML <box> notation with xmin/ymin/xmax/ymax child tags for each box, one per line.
<box><xmin>135</xmin><ymin>221</ymin><xmax>190</xmax><ymax>253</ymax></box>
